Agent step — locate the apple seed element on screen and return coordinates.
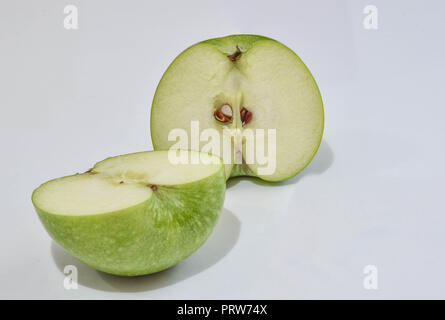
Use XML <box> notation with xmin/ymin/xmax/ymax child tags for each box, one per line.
<box><xmin>214</xmin><ymin>104</ymin><xmax>233</xmax><ymax>123</ymax></box>
<box><xmin>241</xmin><ymin>107</ymin><xmax>253</xmax><ymax>126</ymax></box>
<box><xmin>221</xmin><ymin>104</ymin><xmax>233</xmax><ymax>117</ymax></box>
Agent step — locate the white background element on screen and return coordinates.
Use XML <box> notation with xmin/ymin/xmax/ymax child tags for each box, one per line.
<box><xmin>1</xmin><ymin>0</ymin><xmax>444</xmax><ymax>299</ymax></box>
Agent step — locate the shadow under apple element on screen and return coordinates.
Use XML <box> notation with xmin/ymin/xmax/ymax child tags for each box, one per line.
<box><xmin>51</xmin><ymin>208</ymin><xmax>240</xmax><ymax>292</ymax></box>
<box><xmin>227</xmin><ymin>140</ymin><xmax>334</xmax><ymax>188</ymax></box>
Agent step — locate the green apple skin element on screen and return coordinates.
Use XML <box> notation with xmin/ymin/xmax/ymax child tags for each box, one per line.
<box><xmin>33</xmin><ymin>162</ymin><xmax>225</xmax><ymax>276</ymax></box>
<box><xmin>150</xmin><ymin>34</ymin><xmax>324</xmax><ymax>182</ymax></box>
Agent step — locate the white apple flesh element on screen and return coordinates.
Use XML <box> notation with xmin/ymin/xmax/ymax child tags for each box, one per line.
<box><xmin>32</xmin><ymin>151</ymin><xmax>226</xmax><ymax>276</ymax></box>
<box><xmin>151</xmin><ymin>34</ymin><xmax>324</xmax><ymax>181</ymax></box>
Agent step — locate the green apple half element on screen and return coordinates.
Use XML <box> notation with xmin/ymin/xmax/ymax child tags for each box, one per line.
<box><xmin>32</xmin><ymin>150</ymin><xmax>226</xmax><ymax>276</ymax></box>
<box><xmin>151</xmin><ymin>34</ymin><xmax>324</xmax><ymax>182</ymax></box>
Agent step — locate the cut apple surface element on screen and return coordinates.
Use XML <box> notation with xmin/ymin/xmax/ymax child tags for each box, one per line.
<box><xmin>32</xmin><ymin>173</ymin><xmax>152</xmax><ymax>216</ymax></box>
<box><xmin>151</xmin><ymin>34</ymin><xmax>324</xmax><ymax>182</ymax></box>
<box><xmin>32</xmin><ymin>150</ymin><xmax>226</xmax><ymax>276</ymax></box>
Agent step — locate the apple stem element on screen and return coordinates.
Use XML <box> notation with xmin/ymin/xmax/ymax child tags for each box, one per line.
<box><xmin>148</xmin><ymin>184</ymin><xmax>158</xmax><ymax>191</ymax></box>
<box><xmin>227</xmin><ymin>45</ymin><xmax>242</xmax><ymax>62</ymax></box>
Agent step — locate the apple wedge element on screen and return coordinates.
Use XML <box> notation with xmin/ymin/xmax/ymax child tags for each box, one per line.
<box><xmin>151</xmin><ymin>34</ymin><xmax>324</xmax><ymax>182</ymax></box>
<box><xmin>32</xmin><ymin>150</ymin><xmax>226</xmax><ymax>276</ymax></box>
